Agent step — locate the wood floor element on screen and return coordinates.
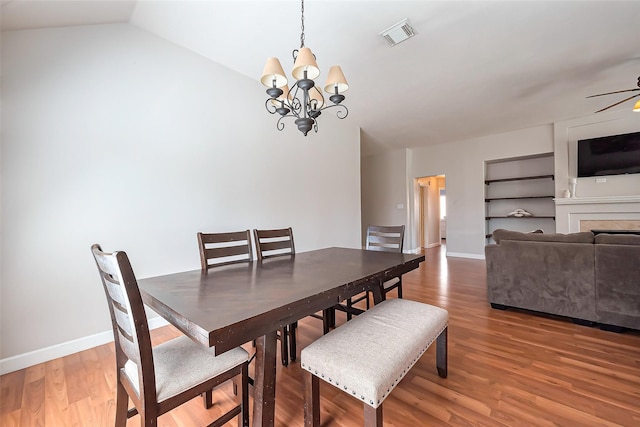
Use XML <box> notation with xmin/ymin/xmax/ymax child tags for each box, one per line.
<box><xmin>2</xmin><ymin>244</ymin><xmax>639</xmax><ymax>426</ymax></box>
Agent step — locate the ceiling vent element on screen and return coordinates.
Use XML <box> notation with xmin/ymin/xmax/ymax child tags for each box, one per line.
<box><xmin>380</xmin><ymin>18</ymin><xmax>415</xmax><ymax>47</ymax></box>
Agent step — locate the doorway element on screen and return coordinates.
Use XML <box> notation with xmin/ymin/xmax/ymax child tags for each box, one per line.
<box><xmin>417</xmin><ymin>175</ymin><xmax>446</xmax><ymax>249</ymax></box>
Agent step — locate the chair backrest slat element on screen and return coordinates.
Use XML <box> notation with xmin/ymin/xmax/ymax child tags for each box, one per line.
<box><xmin>366</xmin><ymin>225</ymin><xmax>405</xmax><ymax>253</ymax></box>
<box><xmin>197</xmin><ymin>230</ymin><xmax>253</xmax><ymax>270</ymax></box>
<box><xmin>253</xmin><ymin>228</ymin><xmax>295</xmax><ymax>261</ymax></box>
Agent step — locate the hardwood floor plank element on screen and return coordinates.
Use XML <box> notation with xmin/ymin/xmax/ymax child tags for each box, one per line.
<box><xmin>0</xmin><ymin>369</ymin><xmax>25</xmax><ymax>414</ymax></box>
<box><xmin>19</xmin><ymin>365</ymin><xmax>45</xmax><ymax>427</ymax></box>
<box><xmin>1</xmin><ymin>244</ymin><xmax>639</xmax><ymax>426</ymax></box>
<box><xmin>43</xmin><ymin>358</ymin><xmax>70</xmax><ymax>426</ymax></box>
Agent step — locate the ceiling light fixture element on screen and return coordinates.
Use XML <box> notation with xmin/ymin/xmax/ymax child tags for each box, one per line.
<box><xmin>260</xmin><ymin>0</ymin><xmax>349</xmax><ymax>136</ymax></box>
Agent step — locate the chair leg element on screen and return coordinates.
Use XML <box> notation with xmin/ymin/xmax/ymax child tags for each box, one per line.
<box><xmin>363</xmin><ymin>404</ymin><xmax>383</xmax><ymax>427</ymax></box>
<box><xmin>202</xmin><ymin>389</ymin><xmax>213</xmax><ymax>408</ymax></box>
<box><xmin>436</xmin><ymin>327</ymin><xmax>448</xmax><ymax>378</ymax></box>
<box><xmin>289</xmin><ymin>322</ymin><xmax>297</xmax><ymax>362</ymax></box>
<box><xmin>365</xmin><ymin>291</ymin><xmax>371</xmax><ymax>309</ymax></box>
<box><xmin>239</xmin><ymin>363</ymin><xmax>249</xmax><ymax>427</ymax></box>
<box><xmin>397</xmin><ymin>278</ymin><xmax>403</xmax><ymax>299</ymax></box>
<box><xmin>346</xmin><ymin>297</ymin><xmax>353</xmax><ymax>321</ymax></box>
<box><xmin>280</xmin><ymin>327</ymin><xmax>289</xmax><ymax>366</ymax></box>
<box><xmin>303</xmin><ymin>370</ymin><xmax>320</xmax><ymax>427</ymax></box>
<box><xmin>115</xmin><ymin>381</ymin><xmax>129</xmax><ymax>426</ymax></box>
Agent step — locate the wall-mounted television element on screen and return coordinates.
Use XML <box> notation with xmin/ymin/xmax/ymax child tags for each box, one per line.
<box><xmin>577</xmin><ymin>131</ymin><xmax>640</xmax><ymax>177</ymax></box>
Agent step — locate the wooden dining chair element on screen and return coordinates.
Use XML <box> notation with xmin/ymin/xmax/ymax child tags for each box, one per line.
<box><xmin>197</xmin><ymin>230</ymin><xmax>262</xmax><ymax>374</ymax></box>
<box><xmin>197</xmin><ymin>230</ymin><xmax>253</xmax><ymax>270</ymax></box>
<box><xmin>253</xmin><ymin>228</ymin><xmax>334</xmax><ymax>365</ymax></box>
<box><xmin>253</xmin><ymin>227</ymin><xmax>296</xmax><ymax>261</ymax></box>
<box><xmin>91</xmin><ymin>244</ymin><xmax>249</xmax><ymax>427</ymax></box>
<box><xmin>345</xmin><ymin>225</ymin><xmax>406</xmax><ymax>320</ymax></box>
<box><xmin>252</xmin><ymin>228</ymin><xmax>299</xmax><ymax>366</ymax></box>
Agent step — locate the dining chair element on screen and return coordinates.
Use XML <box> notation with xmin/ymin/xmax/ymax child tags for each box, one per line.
<box><xmin>253</xmin><ymin>227</ymin><xmax>296</xmax><ymax>261</ymax></box>
<box><xmin>197</xmin><ymin>230</ymin><xmax>263</xmax><ymax>374</ymax></box>
<box><xmin>252</xmin><ymin>228</ymin><xmax>299</xmax><ymax>366</ymax></box>
<box><xmin>91</xmin><ymin>244</ymin><xmax>249</xmax><ymax>427</ymax></box>
<box><xmin>253</xmin><ymin>227</ymin><xmax>333</xmax><ymax>365</ymax></box>
<box><xmin>197</xmin><ymin>230</ymin><xmax>253</xmax><ymax>270</ymax></box>
<box><xmin>345</xmin><ymin>225</ymin><xmax>406</xmax><ymax>320</ymax></box>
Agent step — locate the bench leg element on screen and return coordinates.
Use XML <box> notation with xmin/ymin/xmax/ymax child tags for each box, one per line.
<box><xmin>303</xmin><ymin>370</ymin><xmax>320</xmax><ymax>427</ymax></box>
<box><xmin>436</xmin><ymin>326</ymin><xmax>448</xmax><ymax>378</ymax></box>
<box><xmin>363</xmin><ymin>404</ymin><xmax>383</xmax><ymax>427</ymax></box>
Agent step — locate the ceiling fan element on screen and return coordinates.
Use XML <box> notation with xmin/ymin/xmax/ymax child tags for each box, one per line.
<box><xmin>586</xmin><ymin>76</ymin><xmax>640</xmax><ymax>113</ymax></box>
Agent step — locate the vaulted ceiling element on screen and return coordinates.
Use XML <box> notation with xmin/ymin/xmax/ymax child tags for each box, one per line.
<box><xmin>2</xmin><ymin>1</ymin><xmax>639</xmax><ymax>155</ymax></box>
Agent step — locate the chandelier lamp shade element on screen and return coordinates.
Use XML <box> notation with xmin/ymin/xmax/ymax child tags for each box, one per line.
<box><xmin>260</xmin><ymin>0</ymin><xmax>349</xmax><ymax>136</ymax></box>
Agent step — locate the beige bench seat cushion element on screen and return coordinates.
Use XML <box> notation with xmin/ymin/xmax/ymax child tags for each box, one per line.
<box><xmin>301</xmin><ymin>298</ymin><xmax>448</xmax><ymax>408</ymax></box>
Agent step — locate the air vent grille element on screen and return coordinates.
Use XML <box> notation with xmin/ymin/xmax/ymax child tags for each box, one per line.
<box><xmin>379</xmin><ymin>18</ymin><xmax>415</xmax><ymax>47</ymax></box>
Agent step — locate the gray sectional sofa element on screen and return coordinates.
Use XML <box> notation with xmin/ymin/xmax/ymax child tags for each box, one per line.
<box><xmin>485</xmin><ymin>229</ymin><xmax>640</xmax><ymax>330</ymax></box>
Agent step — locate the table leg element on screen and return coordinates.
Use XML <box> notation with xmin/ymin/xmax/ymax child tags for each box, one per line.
<box><xmin>253</xmin><ymin>330</ymin><xmax>278</xmax><ymax>427</ymax></box>
<box><xmin>371</xmin><ymin>279</ymin><xmax>385</xmax><ymax>304</ymax></box>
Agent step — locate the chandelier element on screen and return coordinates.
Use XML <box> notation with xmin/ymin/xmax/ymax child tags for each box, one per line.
<box><xmin>260</xmin><ymin>0</ymin><xmax>349</xmax><ymax>136</ymax></box>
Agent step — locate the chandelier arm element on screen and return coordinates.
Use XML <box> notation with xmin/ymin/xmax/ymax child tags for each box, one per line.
<box><xmin>319</xmin><ymin>103</ymin><xmax>349</xmax><ymax>119</ymax></box>
<box><xmin>265</xmin><ymin>99</ymin><xmax>279</xmax><ymax>114</ymax></box>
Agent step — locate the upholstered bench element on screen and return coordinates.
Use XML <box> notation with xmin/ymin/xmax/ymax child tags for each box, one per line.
<box><xmin>301</xmin><ymin>298</ymin><xmax>448</xmax><ymax>426</ymax></box>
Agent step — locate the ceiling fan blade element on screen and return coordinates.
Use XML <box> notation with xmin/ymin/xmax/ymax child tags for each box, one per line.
<box><xmin>586</xmin><ymin>88</ymin><xmax>640</xmax><ymax>98</ymax></box>
<box><xmin>594</xmin><ymin>93</ymin><xmax>640</xmax><ymax>113</ymax></box>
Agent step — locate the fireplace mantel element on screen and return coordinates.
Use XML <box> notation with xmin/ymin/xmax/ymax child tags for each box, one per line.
<box><xmin>555</xmin><ymin>195</ymin><xmax>640</xmax><ymax>206</ymax></box>
<box><xmin>554</xmin><ymin>195</ymin><xmax>640</xmax><ymax>233</ymax></box>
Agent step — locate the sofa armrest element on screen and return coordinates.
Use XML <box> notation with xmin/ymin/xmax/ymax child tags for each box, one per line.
<box><xmin>595</xmin><ymin>242</ymin><xmax>640</xmax><ymax>329</ymax></box>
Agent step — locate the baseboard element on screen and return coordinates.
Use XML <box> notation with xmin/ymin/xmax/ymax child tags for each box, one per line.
<box><xmin>0</xmin><ymin>317</ymin><xmax>169</xmax><ymax>375</ymax></box>
<box><xmin>446</xmin><ymin>252</ymin><xmax>485</xmax><ymax>260</ymax></box>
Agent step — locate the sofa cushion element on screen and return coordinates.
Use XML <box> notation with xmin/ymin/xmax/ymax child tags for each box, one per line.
<box><xmin>492</xmin><ymin>229</ymin><xmax>594</xmax><ymax>244</ymax></box>
<box><xmin>594</xmin><ymin>233</ymin><xmax>640</xmax><ymax>246</ymax></box>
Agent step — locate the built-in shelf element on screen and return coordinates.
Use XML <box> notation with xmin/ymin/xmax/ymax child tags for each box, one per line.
<box><xmin>485</xmin><ymin>154</ymin><xmax>556</xmax><ymax>240</ymax></box>
<box><xmin>486</xmin><ymin>196</ymin><xmax>554</xmax><ymax>201</ymax></box>
<box><xmin>486</xmin><ymin>216</ymin><xmax>555</xmax><ymax>220</ymax></box>
<box><xmin>485</xmin><ymin>174</ymin><xmax>554</xmax><ymax>185</ymax></box>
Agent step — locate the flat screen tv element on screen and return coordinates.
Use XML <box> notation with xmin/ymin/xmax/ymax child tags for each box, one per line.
<box><xmin>577</xmin><ymin>131</ymin><xmax>640</xmax><ymax>177</ymax></box>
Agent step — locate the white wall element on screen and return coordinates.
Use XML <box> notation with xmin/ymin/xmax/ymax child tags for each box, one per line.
<box><xmin>409</xmin><ymin>125</ymin><xmax>554</xmax><ymax>257</ymax></box>
<box><xmin>0</xmin><ymin>23</ymin><xmax>361</xmax><ymax>368</ymax></box>
<box><xmin>360</xmin><ymin>148</ymin><xmax>409</xmax><ymax>248</ymax></box>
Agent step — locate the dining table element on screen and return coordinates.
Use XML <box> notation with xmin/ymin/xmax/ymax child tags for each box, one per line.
<box><xmin>138</xmin><ymin>246</ymin><xmax>425</xmax><ymax>427</ymax></box>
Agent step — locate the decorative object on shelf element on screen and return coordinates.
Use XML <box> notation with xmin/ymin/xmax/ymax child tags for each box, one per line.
<box><xmin>569</xmin><ymin>177</ymin><xmax>577</xmax><ymax>198</ymax></box>
<box><xmin>260</xmin><ymin>0</ymin><xmax>349</xmax><ymax>136</ymax></box>
<box><xmin>507</xmin><ymin>209</ymin><xmax>533</xmax><ymax>218</ymax></box>
<box><xmin>563</xmin><ymin>189</ymin><xmax>571</xmax><ymax>198</ymax></box>
<box><xmin>586</xmin><ymin>76</ymin><xmax>640</xmax><ymax>113</ymax></box>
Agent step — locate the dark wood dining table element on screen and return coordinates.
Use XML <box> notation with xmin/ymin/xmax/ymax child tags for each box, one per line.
<box><xmin>138</xmin><ymin>247</ymin><xmax>425</xmax><ymax>427</ymax></box>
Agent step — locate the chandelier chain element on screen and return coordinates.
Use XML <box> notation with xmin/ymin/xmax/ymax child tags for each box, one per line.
<box><xmin>300</xmin><ymin>0</ymin><xmax>305</xmax><ymax>48</ymax></box>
